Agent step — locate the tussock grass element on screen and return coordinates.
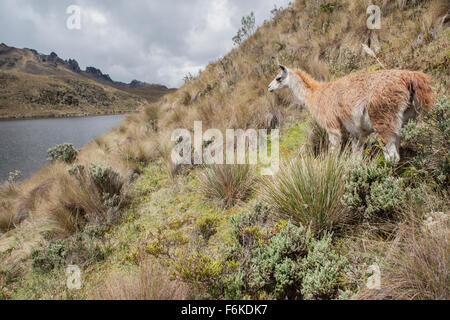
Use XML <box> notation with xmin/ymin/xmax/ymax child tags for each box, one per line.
<box><xmin>0</xmin><ymin>200</ymin><xmax>15</xmax><ymax>233</ymax></box>
<box><xmin>359</xmin><ymin>210</ymin><xmax>449</xmax><ymax>300</ymax></box>
<box><xmin>262</xmin><ymin>148</ymin><xmax>355</xmax><ymax>234</ymax></box>
<box><xmin>199</xmin><ymin>164</ymin><xmax>257</xmax><ymax>208</ymax></box>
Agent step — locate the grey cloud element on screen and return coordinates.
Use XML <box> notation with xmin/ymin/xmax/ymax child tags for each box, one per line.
<box><xmin>0</xmin><ymin>0</ymin><xmax>291</xmax><ymax>87</ymax></box>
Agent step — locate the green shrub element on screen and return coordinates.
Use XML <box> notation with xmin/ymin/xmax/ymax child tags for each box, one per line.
<box><xmin>400</xmin><ymin>97</ymin><xmax>449</xmax><ymax>188</ymax></box>
<box><xmin>366</xmin><ymin>177</ymin><xmax>405</xmax><ymax>216</ymax></box>
<box><xmin>66</xmin><ymin>229</ymin><xmax>111</xmax><ymax>268</ymax></box>
<box><xmin>211</xmin><ymin>205</ymin><xmax>353</xmax><ymax>300</ymax></box>
<box><xmin>262</xmin><ymin>150</ymin><xmax>351</xmax><ymax>234</ymax></box>
<box><xmin>175</xmin><ymin>252</ymin><xmax>225</xmax><ymax>284</ymax></box>
<box><xmin>47</xmin><ymin>143</ymin><xmax>78</xmax><ymax>163</ymax></box>
<box><xmin>199</xmin><ymin>165</ymin><xmax>257</xmax><ymax>208</ymax></box>
<box><xmin>319</xmin><ymin>2</ymin><xmax>336</xmax><ymax>13</ymax></box>
<box><xmin>65</xmin><ymin>163</ymin><xmax>128</xmax><ymax>228</ymax></box>
<box><xmin>341</xmin><ymin>161</ymin><xmax>405</xmax><ymax>220</ymax></box>
<box><xmin>299</xmin><ymin>233</ymin><xmax>350</xmax><ymax>300</ymax></box>
<box><xmin>31</xmin><ymin>240</ymin><xmax>67</xmax><ymax>273</ymax></box>
<box><xmin>230</xmin><ymin>202</ymin><xmax>270</xmax><ymax>247</ymax></box>
<box><xmin>88</xmin><ymin>164</ymin><xmax>124</xmax><ymax>198</ymax></box>
<box><xmin>68</xmin><ymin>164</ymin><xmax>85</xmax><ymax>179</ymax></box>
<box><xmin>197</xmin><ymin>215</ymin><xmax>219</xmax><ymax>242</ymax></box>
<box><xmin>232</xmin><ymin>11</ymin><xmax>256</xmax><ymax>46</ymax></box>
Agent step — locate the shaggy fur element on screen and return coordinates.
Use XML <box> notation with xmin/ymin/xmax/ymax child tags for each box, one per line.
<box><xmin>269</xmin><ymin>66</ymin><xmax>433</xmax><ymax>161</ymax></box>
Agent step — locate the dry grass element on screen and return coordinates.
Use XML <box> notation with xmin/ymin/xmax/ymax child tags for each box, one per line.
<box><xmin>91</xmin><ymin>259</ymin><xmax>190</xmax><ymax>300</ymax></box>
<box><xmin>0</xmin><ymin>199</ymin><xmax>15</xmax><ymax>233</ymax></box>
<box><xmin>359</xmin><ymin>211</ymin><xmax>449</xmax><ymax>300</ymax></box>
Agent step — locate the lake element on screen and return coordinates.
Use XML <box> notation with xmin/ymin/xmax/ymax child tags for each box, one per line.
<box><xmin>0</xmin><ymin>115</ymin><xmax>127</xmax><ymax>183</ymax></box>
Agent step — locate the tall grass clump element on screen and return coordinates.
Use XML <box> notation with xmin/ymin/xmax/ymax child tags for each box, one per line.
<box><xmin>199</xmin><ymin>164</ymin><xmax>257</xmax><ymax>208</ymax></box>
<box><xmin>359</xmin><ymin>211</ymin><xmax>449</xmax><ymax>300</ymax></box>
<box><xmin>45</xmin><ymin>163</ymin><xmax>129</xmax><ymax>236</ymax></box>
<box><xmin>0</xmin><ymin>200</ymin><xmax>15</xmax><ymax>233</ymax></box>
<box><xmin>262</xmin><ymin>149</ymin><xmax>353</xmax><ymax>234</ymax></box>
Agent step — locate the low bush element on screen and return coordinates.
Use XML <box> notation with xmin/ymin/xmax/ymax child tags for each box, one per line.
<box><xmin>65</xmin><ymin>226</ymin><xmax>111</xmax><ymax>268</ymax></box>
<box><xmin>204</xmin><ymin>204</ymin><xmax>355</xmax><ymax>300</ymax></box>
<box><xmin>341</xmin><ymin>161</ymin><xmax>405</xmax><ymax>221</ymax></box>
<box><xmin>31</xmin><ymin>240</ymin><xmax>67</xmax><ymax>273</ymax></box>
<box><xmin>47</xmin><ymin>143</ymin><xmax>78</xmax><ymax>164</ymax></box>
<box><xmin>196</xmin><ymin>215</ymin><xmax>219</xmax><ymax>242</ymax></box>
<box><xmin>30</xmin><ymin>226</ymin><xmax>111</xmax><ymax>274</ymax></box>
<box><xmin>88</xmin><ymin>164</ymin><xmax>124</xmax><ymax>198</ymax></box>
<box><xmin>46</xmin><ymin>163</ymin><xmax>128</xmax><ymax>236</ymax></box>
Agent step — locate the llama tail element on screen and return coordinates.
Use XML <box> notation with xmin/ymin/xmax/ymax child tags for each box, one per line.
<box><xmin>405</xmin><ymin>71</ymin><xmax>433</xmax><ymax>114</ymax></box>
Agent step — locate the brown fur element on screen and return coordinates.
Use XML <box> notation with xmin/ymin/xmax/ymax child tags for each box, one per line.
<box><xmin>294</xmin><ymin>69</ymin><xmax>433</xmax><ymax>157</ymax></box>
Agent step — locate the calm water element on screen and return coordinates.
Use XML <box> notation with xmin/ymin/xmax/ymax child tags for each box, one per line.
<box><xmin>0</xmin><ymin>115</ymin><xmax>127</xmax><ymax>183</ymax></box>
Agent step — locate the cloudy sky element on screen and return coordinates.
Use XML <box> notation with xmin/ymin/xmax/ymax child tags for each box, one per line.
<box><xmin>0</xmin><ymin>0</ymin><xmax>291</xmax><ymax>87</ymax></box>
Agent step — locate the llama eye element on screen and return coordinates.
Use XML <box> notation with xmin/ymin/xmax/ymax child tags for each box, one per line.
<box><xmin>276</xmin><ymin>77</ymin><xmax>282</xmax><ymax>82</ymax></box>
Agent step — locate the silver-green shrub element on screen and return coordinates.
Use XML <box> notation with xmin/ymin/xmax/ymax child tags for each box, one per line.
<box><xmin>342</xmin><ymin>161</ymin><xmax>405</xmax><ymax>219</ymax></box>
<box><xmin>209</xmin><ymin>204</ymin><xmax>354</xmax><ymax>300</ymax></box>
<box><xmin>47</xmin><ymin>143</ymin><xmax>78</xmax><ymax>163</ymax></box>
<box><xmin>88</xmin><ymin>163</ymin><xmax>123</xmax><ymax>198</ymax></box>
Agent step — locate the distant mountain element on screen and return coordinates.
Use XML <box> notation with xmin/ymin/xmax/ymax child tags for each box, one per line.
<box><xmin>0</xmin><ymin>43</ymin><xmax>174</xmax><ymax>119</ymax></box>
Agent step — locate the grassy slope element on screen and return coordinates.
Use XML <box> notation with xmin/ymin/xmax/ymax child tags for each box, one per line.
<box><xmin>0</xmin><ymin>0</ymin><xmax>449</xmax><ymax>299</ymax></box>
<box><xmin>0</xmin><ymin>71</ymin><xmax>147</xmax><ymax>119</ymax></box>
<box><xmin>0</xmin><ymin>46</ymin><xmax>172</xmax><ymax>119</ymax></box>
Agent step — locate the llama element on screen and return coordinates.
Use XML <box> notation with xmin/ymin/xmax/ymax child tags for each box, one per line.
<box><xmin>268</xmin><ymin>65</ymin><xmax>433</xmax><ymax>161</ymax></box>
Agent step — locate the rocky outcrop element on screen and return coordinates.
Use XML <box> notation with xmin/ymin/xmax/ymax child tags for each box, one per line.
<box><xmin>85</xmin><ymin>66</ymin><xmax>113</xmax><ymax>82</ymax></box>
<box><xmin>67</xmin><ymin>59</ymin><xmax>81</xmax><ymax>73</ymax></box>
<box><xmin>39</xmin><ymin>51</ymin><xmax>65</xmax><ymax>66</ymax></box>
<box><xmin>115</xmin><ymin>79</ymin><xmax>169</xmax><ymax>89</ymax></box>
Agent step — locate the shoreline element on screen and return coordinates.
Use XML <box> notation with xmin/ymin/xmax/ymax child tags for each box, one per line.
<box><xmin>0</xmin><ymin>110</ymin><xmax>136</xmax><ymax>121</ymax></box>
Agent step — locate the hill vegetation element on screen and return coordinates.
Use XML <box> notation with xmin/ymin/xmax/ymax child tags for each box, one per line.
<box><xmin>0</xmin><ymin>0</ymin><xmax>448</xmax><ymax>300</ymax></box>
<box><xmin>0</xmin><ymin>44</ymin><xmax>173</xmax><ymax>119</ymax></box>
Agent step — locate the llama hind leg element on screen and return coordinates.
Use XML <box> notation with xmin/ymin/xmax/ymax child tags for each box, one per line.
<box><xmin>351</xmin><ymin>136</ymin><xmax>365</xmax><ymax>159</ymax></box>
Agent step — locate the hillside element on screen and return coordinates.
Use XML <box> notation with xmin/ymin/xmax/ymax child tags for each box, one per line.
<box><xmin>0</xmin><ymin>0</ymin><xmax>449</xmax><ymax>300</ymax></box>
<box><xmin>0</xmin><ymin>44</ymin><xmax>173</xmax><ymax>119</ymax></box>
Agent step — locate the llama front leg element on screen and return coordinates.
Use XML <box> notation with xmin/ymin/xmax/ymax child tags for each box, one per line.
<box><xmin>328</xmin><ymin>131</ymin><xmax>342</xmax><ymax>152</ymax></box>
<box><xmin>381</xmin><ymin>135</ymin><xmax>400</xmax><ymax>162</ymax></box>
<box><xmin>351</xmin><ymin>132</ymin><xmax>370</xmax><ymax>155</ymax></box>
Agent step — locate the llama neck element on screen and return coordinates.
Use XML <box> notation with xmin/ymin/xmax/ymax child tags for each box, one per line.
<box><xmin>288</xmin><ymin>70</ymin><xmax>319</xmax><ymax>111</ymax></box>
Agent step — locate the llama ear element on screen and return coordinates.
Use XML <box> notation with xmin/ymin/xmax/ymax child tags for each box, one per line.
<box><xmin>279</xmin><ymin>65</ymin><xmax>287</xmax><ymax>73</ymax></box>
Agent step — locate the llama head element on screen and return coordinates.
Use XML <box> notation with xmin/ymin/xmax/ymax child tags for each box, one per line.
<box><xmin>268</xmin><ymin>65</ymin><xmax>289</xmax><ymax>92</ymax></box>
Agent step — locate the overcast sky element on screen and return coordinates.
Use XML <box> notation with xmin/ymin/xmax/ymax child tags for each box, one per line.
<box><xmin>0</xmin><ymin>0</ymin><xmax>291</xmax><ymax>87</ymax></box>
